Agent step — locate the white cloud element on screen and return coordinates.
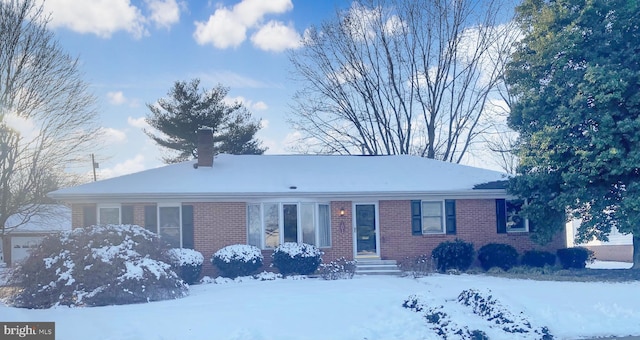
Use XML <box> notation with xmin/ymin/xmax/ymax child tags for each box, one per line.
<box><xmin>99</xmin><ymin>127</ymin><xmax>127</xmax><ymax>143</ymax></box>
<box><xmin>251</xmin><ymin>20</ymin><xmax>302</xmax><ymax>52</ymax></box>
<box><xmin>97</xmin><ymin>154</ymin><xmax>146</xmax><ymax>179</ymax></box>
<box><xmin>193</xmin><ymin>0</ymin><xmax>296</xmax><ymax>50</ymax></box>
<box><xmin>107</xmin><ymin>91</ymin><xmax>127</xmax><ymax>105</ymax></box>
<box><xmin>4</xmin><ymin>113</ymin><xmax>39</xmax><ymax>142</ymax></box>
<box><xmin>42</xmin><ymin>0</ymin><xmax>148</xmax><ymax>38</ymax></box>
<box><xmin>260</xmin><ymin>119</ymin><xmax>269</xmax><ymax>129</ymax></box>
<box><xmin>127</xmin><ymin>116</ymin><xmax>150</xmax><ymax>129</ymax></box>
<box><xmin>145</xmin><ymin>0</ymin><xmax>181</xmax><ymax>28</ymax></box>
<box><xmin>224</xmin><ymin>96</ymin><xmax>269</xmax><ymax>112</ymax></box>
<box><xmin>193</xmin><ymin>7</ymin><xmax>246</xmax><ymax>48</ymax></box>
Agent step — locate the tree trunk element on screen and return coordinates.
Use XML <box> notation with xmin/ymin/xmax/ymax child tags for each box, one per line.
<box><xmin>633</xmin><ymin>234</ymin><xmax>640</xmax><ymax>269</ymax></box>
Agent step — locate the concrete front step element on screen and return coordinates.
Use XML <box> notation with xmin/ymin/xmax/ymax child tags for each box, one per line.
<box><xmin>355</xmin><ymin>258</ymin><xmax>402</xmax><ymax>276</ymax></box>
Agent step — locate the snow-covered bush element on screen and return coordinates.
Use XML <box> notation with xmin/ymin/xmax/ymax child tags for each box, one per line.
<box><xmin>166</xmin><ymin>248</ymin><xmax>204</xmax><ymax>284</ymax></box>
<box><xmin>6</xmin><ymin>224</ymin><xmax>188</xmax><ymax>308</ymax></box>
<box><xmin>521</xmin><ymin>250</ymin><xmax>556</xmax><ymax>268</ymax></box>
<box><xmin>319</xmin><ymin>257</ymin><xmax>356</xmax><ymax>280</ymax></box>
<box><xmin>431</xmin><ymin>239</ymin><xmax>474</xmax><ymax>273</ymax></box>
<box><xmin>556</xmin><ymin>247</ymin><xmax>594</xmax><ymax>269</ymax></box>
<box><xmin>211</xmin><ymin>244</ymin><xmax>263</xmax><ymax>278</ymax></box>
<box><xmin>477</xmin><ymin>243</ymin><xmax>519</xmax><ymax>271</ymax></box>
<box><xmin>271</xmin><ymin>242</ymin><xmax>322</xmax><ymax>276</ymax></box>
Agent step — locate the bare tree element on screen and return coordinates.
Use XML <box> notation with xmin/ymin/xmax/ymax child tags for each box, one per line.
<box><xmin>289</xmin><ymin>0</ymin><xmax>516</xmax><ymax>162</ymax></box>
<box><xmin>0</xmin><ymin>0</ymin><xmax>100</xmax><ymax>261</ymax></box>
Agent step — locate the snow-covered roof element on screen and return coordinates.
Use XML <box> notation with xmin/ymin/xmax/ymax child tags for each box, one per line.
<box><xmin>4</xmin><ymin>205</ymin><xmax>71</xmax><ymax>234</ymax></box>
<box><xmin>49</xmin><ymin>154</ymin><xmax>508</xmax><ymax>202</ymax></box>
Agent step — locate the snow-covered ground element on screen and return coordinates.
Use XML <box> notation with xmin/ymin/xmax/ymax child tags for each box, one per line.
<box><xmin>1</xmin><ymin>262</ymin><xmax>639</xmax><ymax>340</ymax></box>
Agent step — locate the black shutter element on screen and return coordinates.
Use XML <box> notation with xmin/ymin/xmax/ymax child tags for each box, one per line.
<box><xmin>528</xmin><ymin>219</ymin><xmax>534</xmax><ymax>233</ymax></box>
<box><xmin>144</xmin><ymin>205</ymin><xmax>157</xmax><ymax>233</ymax></box>
<box><xmin>445</xmin><ymin>200</ymin><xmax>456</xmax><ymax>234</ymax></box>
<box><xmin>121</xmin><ymin>205</ymin><xmax>134</xmax><ymax>225</ymax></box>
<box><xmin>82</xmin><ymin>206</ymin><xmax>96</xmax><ymax>227</ymax></box>
<box><xmin>411</xmin><ymin>200</ymin><xmax>422</xmax><ymax>235</ymax></box>
<box><xmin>182</xmin><ymin>205</ymin><xmax>194</xmax><ymax>249</ymax></box>
<box><xmin>496</xmin><ymin>199</ymin><xmax>507</xmax><ymax>234</ymax></box>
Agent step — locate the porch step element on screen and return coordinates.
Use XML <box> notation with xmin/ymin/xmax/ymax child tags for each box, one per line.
<box><xmin>355</xmin><ymin>259</ymin><xmax>402</xmax><ymax>276</ymax></box>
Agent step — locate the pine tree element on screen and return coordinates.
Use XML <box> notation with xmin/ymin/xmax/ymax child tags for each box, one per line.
<box><xmin>145</xmin><ymin>79</ymin><xmax>266</xmax><ymax>163</ymax></box>
<box><xmin>506</xmin><ymin>0</ymin><xmax>640</xmax><ymax>267</ymax></box>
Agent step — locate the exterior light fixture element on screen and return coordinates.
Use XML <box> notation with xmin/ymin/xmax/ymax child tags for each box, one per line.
<box><xmin>339</xmin><ymin>208</ymin><xmax>345</xmax><ymax>216</ymax></box>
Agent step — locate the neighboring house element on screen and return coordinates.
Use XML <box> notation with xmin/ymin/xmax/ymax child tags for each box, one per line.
<box><xmin>566</xmin><ymin>219</ymin><xmax>632</xmax><ymax>262</ymax></box>
<box><xmin>1</xmin><ymin>205</ymin><xmax>71</xmax><ymax>265</ymax></box>
<box><xmin>48</xmin><ymin>129</ymin><xmax>566</xmax><ymax>275</ymax></box>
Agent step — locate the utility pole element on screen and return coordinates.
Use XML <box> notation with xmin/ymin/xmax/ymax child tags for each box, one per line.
<box><xmin>91</xmin><ymin>154</ymin><xmax>99</xmax><ymax>181</ymax></box>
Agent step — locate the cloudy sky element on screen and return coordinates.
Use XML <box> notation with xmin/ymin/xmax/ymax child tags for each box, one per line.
<box><xmin>36</xmin><ymin>0</ymin><xmax>348</xmax><ymax>180</ymax></box>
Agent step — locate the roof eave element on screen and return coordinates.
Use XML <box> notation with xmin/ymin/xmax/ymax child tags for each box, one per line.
<box><xmin>48</xmin><ymin>188</ymin><xmax>509</xmax><ymax>203</ymax></box>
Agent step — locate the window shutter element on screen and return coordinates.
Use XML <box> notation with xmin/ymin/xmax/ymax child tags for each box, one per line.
<box><xmin>411</xmin><ymin>200</ymin><xmax>422</xmax><ymax>235</ymax></box>
<box><xmin>82</xmin><ymin>206</ymin><xmax>96</xmax><ymax>227</ymax></box>
<box><xmin>144</xmin><ymin>205</ymin><xmax>157</xmax><ymax>233</ymax></box>
<box><xmin>445</xmin><ymin>200</ymin><xmax>456</xmax><ymax>234</ymax></box>
<box><xmin>182</xmin><ymin>205</ymin><xmax>194</xmax><ymax>249</ymax></box>
<box><xmin>496</xmin><ymin>199</ymin><xmax>507</xmax><ymax>234</ymax></box>
<box><xmin>528</xmin><ymin>219</ymin><xmax>534</xmax><ymax>233</ymax></box>
<box><xmin>121</xmin><ymin>205</ymin><xmax>134</xmax><ymax>225</ymax></box>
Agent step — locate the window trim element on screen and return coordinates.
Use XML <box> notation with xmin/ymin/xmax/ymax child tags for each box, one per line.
<box><xmin>421</xmin><ymin>200</ymin><xmax>446</xmax><ymax>235</ymax></box>
<box><xmin>247</xmin><ymin>202</ymin><xmax>331</xmax><ymax>249</ymax></box>
<box><xmin>157</xmin><ymin>203</ymin><xmax>183</xmax><ymax>248</ymax></box>
<box><xmin>97</xmin><ymin>204</ymin><xmax>121</xmax><ymax>225</ymax></box>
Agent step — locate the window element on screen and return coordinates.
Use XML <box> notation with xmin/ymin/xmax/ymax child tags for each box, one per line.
<box><xmin>159</xmin><ymin>206</ymin><xmax>181</xmax><ymax>248</ymax></box>
<box><xmin>247</xmin><ymin>203</ymin><xmax>331</xmax><ymax>249</ymax></box>
<box><xmin>496</xmin><ymin>199</ymin><xmax>528</xmax><ymax>233</ymax></box>
<box><xmin>411</xmin><ymin>200</ymin><xmax>456</xmax><ymax>235</ymax></box>
<box><xmin>96</xmin><ymin>204</ymin><xmax>134</xmax><ymax>225</ymax></box>
<box><xmin>98</xmin><ymin>204</ymin><xmax>120</xmax><ymax>225</ymax></box>
<box><xmin>142</xmin><ymin>204</ymin><xmax>194</xmax><ymax>249</ymax></box>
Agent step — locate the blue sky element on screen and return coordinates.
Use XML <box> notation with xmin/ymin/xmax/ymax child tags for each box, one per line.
<box><xmin>39</xmin><ymin>0</ymin><xmax>350</xmax><ymax>180</ymax></box>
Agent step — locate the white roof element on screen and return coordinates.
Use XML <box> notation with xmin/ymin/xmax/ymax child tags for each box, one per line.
<box><xmin>4</xmin><ymin>205</ymin><xmax>71</xmax><ymax>234</ymax></box>
<box><xmin>49</xmin><ymin>154</ymin><xmax>508</xmax><ymax>201</ymax></box>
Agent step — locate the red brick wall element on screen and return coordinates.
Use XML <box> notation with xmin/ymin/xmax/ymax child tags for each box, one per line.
<box><xmin>71</xmin><ymin>203</ymin><xmax>95</xmax><ymax>228</ymax></box>
<box><xmin>379</xmin><ymin>199</ymin><xmax>566</xmax><ymax>261</ymax></box>
<box><xmin>319</xmin><ymin>201</ymin><xmax>353</xmax><ymax>263</ymax></box>
<box><xmin>192</xmin><ymin>202</ymin><xmax>247</xmax><ymax>277</ymax></box>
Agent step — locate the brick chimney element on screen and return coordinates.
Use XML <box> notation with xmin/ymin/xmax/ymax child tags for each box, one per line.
<box><xmin>196</xmin><ymin>128</ymin><xmax>214</xmax><ymax>167</ymax></box>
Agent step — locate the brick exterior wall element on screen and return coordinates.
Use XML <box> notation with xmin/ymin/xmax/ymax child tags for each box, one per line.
<box><xmin>70</xmin><ymin>198</ymin><xmax>568</xmax><ymax>277</ymax></box>
<box><xmin>192</xmin><ymin>202</ymin><xmax>246</xmax><ymax>277</ymax></box>
<box><xmin>379</xmin><ymin>199</ymin><xmax>566</xmax><ymax>262</ymax></box>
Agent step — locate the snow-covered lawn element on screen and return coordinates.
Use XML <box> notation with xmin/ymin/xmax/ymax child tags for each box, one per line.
<box><xmin>2</xmin><ymin>265</ymin><xmax>640</xmax><ymax>340</ymax></box>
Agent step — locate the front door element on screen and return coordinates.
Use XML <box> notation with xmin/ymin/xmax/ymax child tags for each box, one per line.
<box><xmin>354</xmin><ymin>203</ymin><xmax>379</xmax><ymax>257</ymax></box>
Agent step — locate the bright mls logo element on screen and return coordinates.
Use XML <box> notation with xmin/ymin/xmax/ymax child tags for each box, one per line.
<box><xmin>0</xmin><ymin>322</ymin><xmax>54</xmax><ymax>339</ymax></box>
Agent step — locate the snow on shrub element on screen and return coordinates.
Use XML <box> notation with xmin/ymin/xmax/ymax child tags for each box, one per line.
<box><xmin>6</xmin><ymin>224</ymin><xmax>188</xmax><ymax>308</ymax></box>
<box><xmin>165</xmin><ymin>248</ymin><xmax>204</xmax><ymax>284</ymax></box>
<box><xmin>271</xmin><ymin>242</ymin><xmax>322</xmax><ymax>276</ymax></box>
<box><xmin>211</xmin><ymin>244</ymin><xmax>263</xmax><ymax>278</ymax></box>
<box><xmin>457</xmin><ymin>289</ymin><xmax>554</xmax><ymax>338</ymax></box>
<box><xmin>319</xmin><ymin>257</ymin><xmax>356</xmax><ymax>280</ymax></box>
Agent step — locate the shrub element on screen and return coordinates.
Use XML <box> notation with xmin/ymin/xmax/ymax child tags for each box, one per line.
<box><xmin>165</xmin><ymin>248</ymin><xmax>204</xmax><ymax>284</ymax></box>
<box><xmin>477</xmin><ymin>243</ymin><xmax>519</xmax><ymax>271</ymax></box>
<box><xmin>557</xmin><ymin>247</ymin><xmax>594</xmax><ymax>269</ymax></box>
<box><xmin>431</xmin><ymin>239</ymin><xmax>474</xmax><ymax>272</ymax></box>
<box><xmin>6</xmin><ymin>224</ymin><xmax>188</xmax><ymax>308</ymax></box>
<box><xmin>398</xmin><ymin>254</ymin><xmax>434</xmax><ymax>278</ymax></box>
<box><xmin>319</xmin><ymin>257</ymin><xmax>356</xmax><ymax>280</ymax></box>
<box><xmin>521</xmin><ymin>250</ymin><xmax>556</xmax><ymax>268</ymax></box>
<box><xmin>211</xmin><ymin>244</ymin><xmax>263</xmax><ymax>279</ymax></box>
<box><xmin>272</xmin><ymin>242</ymin><xmax>322</xmax><ymax>276</ymax></box>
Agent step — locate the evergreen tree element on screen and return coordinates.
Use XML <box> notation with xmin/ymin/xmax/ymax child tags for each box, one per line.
<box><xmin>145</xmin><ymin>79</ymin><xmax>266</xmax><ymax>163</ymax></box>
<box><xmin>506</xmin><ymin>0</ymin><xmax>640</xmax><ymax>267</ymax></box>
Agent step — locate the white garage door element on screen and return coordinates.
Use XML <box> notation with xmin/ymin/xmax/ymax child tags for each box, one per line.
<box><xmin>11</xmin><ymin>236</ymin><xmax>44</xmax><ymax>265</ymax></box>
